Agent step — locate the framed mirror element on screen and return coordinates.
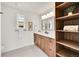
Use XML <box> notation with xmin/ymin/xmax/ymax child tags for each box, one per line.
<box><xmin>41</xmin><ymin>18</ymin><xmax>54</xmax><ymax>31</ymax></box>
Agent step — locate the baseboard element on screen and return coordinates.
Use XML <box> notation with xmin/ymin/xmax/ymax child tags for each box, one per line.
<box><xmin>2</xmin><ymin>43</ymin><xmax>34</xmax><ymax>54</ymax></box>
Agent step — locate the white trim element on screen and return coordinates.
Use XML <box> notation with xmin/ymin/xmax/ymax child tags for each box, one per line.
<box><xmin>2</xmin><ymin>43</ymin><xmax>34</xmax><ymax>53</ymax></box>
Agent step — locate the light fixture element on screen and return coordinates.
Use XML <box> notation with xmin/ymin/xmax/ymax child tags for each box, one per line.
<box><xmin>41</xmin><ymin>11</ymin><xmax>53</xmax><ymax>20</ymax></box>
<box><xmin>42</xmin><ymin>15</ymin><xmax>47</xmax><ymax>19</ymax></box>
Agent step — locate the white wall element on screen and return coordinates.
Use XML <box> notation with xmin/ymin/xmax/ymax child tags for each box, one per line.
<box><xmin>0</xmin><ymin>2</ymin><xmax>1</xmax><ymax>56</ymax></box>
<box><xmin>1</xmin><ymin>4</ymin><xmax>40</xmax><ymax>53</ymax></box>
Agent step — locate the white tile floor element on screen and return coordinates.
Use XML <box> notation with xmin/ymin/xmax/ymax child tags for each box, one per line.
<box><xmin>2</xmin><ymin>45</ymin><xmax>48</xmax><ymax>57</ymax></box>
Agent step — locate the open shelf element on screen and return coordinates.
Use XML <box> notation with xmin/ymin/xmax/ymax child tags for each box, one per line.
<box><xmin>56</xmin><ymin>48</ymin><xmax>79</xmax><ymax>57</ymax></box>
<box><xmin>56</xmin><ymin>2</ymin><xmax>75</xmax><ymax>10</ymax></box>
<box><xmin>56</xmin><ymin>53</ymin><xmax>64</xmax><ymax>57</ymax></box>
<box><xmin>56</xmin><ymin>2</ymin><xmax>79</xmax><ymax>57</ymax></box>
<box><xmin>57</xmin><ymin>40</ymin><xmax>79</xmax><ymax>51</ymax></box>
<box><xmin>56</xmin><ymin>30</ymin><xmax>79</xmax><ymax>33</ymax></box>
<box><xmin>56</xmin><ymin>13</ymin><xmax>79</xmax><ymax>21</ymax></box>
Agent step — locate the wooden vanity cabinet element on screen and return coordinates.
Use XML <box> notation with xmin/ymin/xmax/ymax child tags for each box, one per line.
<box><xmin>34</xmin><ymin>33</ymin><xmax>56</xmax><ymax>57</ymax></box>
<box><xmin>44</xmin><ymin>38</ymin><xmax>56</xmax><ymax>57</ymax></box>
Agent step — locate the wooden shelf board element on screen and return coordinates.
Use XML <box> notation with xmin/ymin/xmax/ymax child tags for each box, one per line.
<box><xmin>56</xmin><ymin>30</ymin><xmax>79</xmax><ymax>33</ymax></box>
<box><xmin>56</xmin><ymin>48</ymin><xmax>79</xmax><ymax>57</ymax></box>
<box><xmin>57</xmin><ymin>40</ymin><xmax>79</xmax><ymax>51</ymax></box>
<box><xmin>56</xmin><ymin>53</ymin><xmax>64</xmax><ymax>57</ymax></box>
<box><xmin>56</xmin><ymin>13</ymin><xmax>79</xmax><ymax>21</ymax></box>
<box><xmin>56</xmin><ymin>2</ymin><xmax>75</xmax><ymax>10</ymax></box>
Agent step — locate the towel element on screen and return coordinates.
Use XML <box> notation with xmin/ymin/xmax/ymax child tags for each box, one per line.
<box><xmin>63</xmin><ymin>25</ymin><xmax>79</xmax><ymax>32</ymax></box>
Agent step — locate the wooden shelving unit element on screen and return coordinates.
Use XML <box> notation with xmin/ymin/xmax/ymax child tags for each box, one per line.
<box><xmin>56</xmin><ymin>2</ymin><xmax>79</xmax><ymax>57</ymax></box>
<box><xmin>56</xmin><ymin>30</ymin><xmax>79</xmax><ymax>33</ymax></box>
<box><xmin>56</xmin><ymin>13</ymin><xmax>79</xmax><ymax>21</ymax></box>
<box><xmin>56</xmin><ymin>2</ymin><xmax>75</xmax><ymax>10</ymax></box>
<box><xmin>56</xmin><ymin>53</ymin><xmax>63</xmax><ymax>57</ymax></box>
<box><xmin>57</xmin><ymin>40</ymin><xmax>79</xmax><ymax>51</ymax></box>
<box><xmin>56</xmin><ymin>48</ymin><xmax>79</xmax><ymax>57</ymax></box>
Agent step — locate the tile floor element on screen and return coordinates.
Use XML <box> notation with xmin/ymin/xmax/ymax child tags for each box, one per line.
<box><xmin>2</xmin><ymin>45</ymin><xmax>48</xmax><ymax>57</ymax></box>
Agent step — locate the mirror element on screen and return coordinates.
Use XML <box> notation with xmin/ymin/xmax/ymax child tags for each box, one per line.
<box><xmin>41</xmin><ymin>18</ymin><xmax>54</xmax><ymax>31</ymax></box>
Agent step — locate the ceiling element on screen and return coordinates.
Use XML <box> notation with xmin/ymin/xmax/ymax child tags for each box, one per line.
<box><xmin>1</xmin><ymin>2</ymin><xmax>55</xmax><ymax>15</ymax></box>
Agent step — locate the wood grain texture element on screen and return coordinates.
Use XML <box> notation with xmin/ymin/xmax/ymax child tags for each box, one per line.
<box><xmin>34</xmin><ymin>33</ymin><xmax>56</xmax><ymax>57</ymax></box>
<box><xmin>56</xmin><ymin>2</ymin><xmax>79</xmax><ymax>57</ymax></box>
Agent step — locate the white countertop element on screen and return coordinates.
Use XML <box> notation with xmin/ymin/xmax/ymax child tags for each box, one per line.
<box><xmin>35</xmin><ymin>31</ymin><xmax>55</xmax><ymax>39</ymax></box>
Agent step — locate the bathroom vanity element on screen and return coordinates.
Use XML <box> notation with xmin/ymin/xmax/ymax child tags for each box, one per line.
<box><xmin>34</xmin><ymin>33</ymin><xmax>56</xmax><ymax>57</ymax></box>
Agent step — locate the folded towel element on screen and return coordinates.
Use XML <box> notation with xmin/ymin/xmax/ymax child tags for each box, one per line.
<box><xmin>63</xmin><ymin>25</ymin><xmax>79</xmax><ymax>32</ymax></box>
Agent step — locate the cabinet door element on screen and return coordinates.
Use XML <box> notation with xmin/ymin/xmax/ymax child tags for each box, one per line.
<box><xmin>45</xmin><ymin>38</ymin><xmax>56</xmax><ymax>57</ymax></box>
<box><xmin>40</xmin><ymin>36</ymin><xmax>43</xmax><ymax>49</ymax></box>
<box><xmin>41</xmin><ymin>36</ymin><xmax>45</xmax><ymax>50</ymax></box>
<box><xmin>38</xmin><ymin>35</ymin><xmax>41</xmax><ymax>47</ymax></box>
<box><xmin>43</xmin><ymin>37</ymin><xmax>47</xmax><ymax>52</ymax></box>
<box><xmin>34</xmin><ymin>34</ymin><xmax>36</xmax><ymax>44</ymax></box>
<box><xmin>49</xmin><ymin>39</ymin><xmax>56</xmax><ymax>57</ymax></box>
<box><xmin>45</xmin><ymin>38</ymin><xmax>50</xmax><ymax>55</ymax></box>
<box><xmin>35</xmin><ymin>34</ymin><xmax>40</xmax><ymax>46</ymax></box>
<box><xmin>35</xmin><ymin>34</ymin><xmax>38</xmax><ymax>45</ymax></box>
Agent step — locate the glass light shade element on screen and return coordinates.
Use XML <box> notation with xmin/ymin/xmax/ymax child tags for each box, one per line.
<box><xmin>41</xmin><ymin>11</ymin><xmax>53</xmax><ymax>20</ymax></box>
<box><xmin>42</xmin><ymin>15</ymin><xmax>47</xmax><ymax>19</ymax></box>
